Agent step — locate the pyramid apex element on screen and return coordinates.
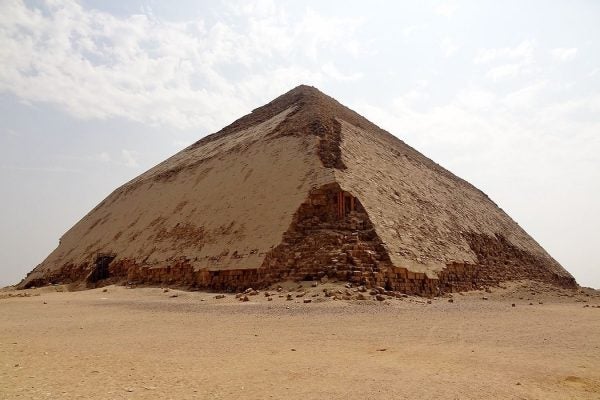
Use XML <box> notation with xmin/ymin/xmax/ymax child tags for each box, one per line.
<box><xmin>265</xmin><ymin>84</ymin><xmax>332</xmax><ymax>107</ymax></box>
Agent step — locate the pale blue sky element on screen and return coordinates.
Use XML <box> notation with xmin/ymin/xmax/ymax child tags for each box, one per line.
<box><xmin>1</xmin><ymin>0</ymin><xmax>599</xmax><ymax>287</ymax></box>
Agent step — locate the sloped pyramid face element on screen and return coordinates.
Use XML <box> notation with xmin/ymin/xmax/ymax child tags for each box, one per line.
<box><xmin>19</xmin><ymin>85</ymin><xmax>576</xmax><ymax>294</ymax></box>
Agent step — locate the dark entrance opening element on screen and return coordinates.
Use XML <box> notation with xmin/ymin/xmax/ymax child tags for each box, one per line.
<box><xmin>89</xmin><ymin>253</ymin><xmax>115</xmax><ymax>283</ymax></box>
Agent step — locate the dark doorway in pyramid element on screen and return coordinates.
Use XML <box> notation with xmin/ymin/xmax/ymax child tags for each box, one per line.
<box><xmin>88</xmin><ymin>253</ymin><xmax>115</xmax><ymax>283</ymax></box>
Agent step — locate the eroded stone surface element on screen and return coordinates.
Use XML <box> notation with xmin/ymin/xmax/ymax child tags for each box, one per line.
<box><xmin>18</xmin><ymin>85</ymin><xmax>577</xmax><ymax>295</ymax></box>
<box><xmin>22</xmin><ymin>184</ymin><xmax>576</xmax><ymax>296</ymax></box>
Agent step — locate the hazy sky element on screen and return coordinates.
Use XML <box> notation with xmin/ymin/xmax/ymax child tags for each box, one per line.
<box><xmin>1</xmin><ymin>0</ymin><xmax>599</xmax><ymax>288</ymax></box>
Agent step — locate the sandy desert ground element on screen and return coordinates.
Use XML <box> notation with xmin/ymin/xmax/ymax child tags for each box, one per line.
<box><xmin>1</xmin><ymin>281</ymin><xmax>599</xmax><ymax>400</ymax></box>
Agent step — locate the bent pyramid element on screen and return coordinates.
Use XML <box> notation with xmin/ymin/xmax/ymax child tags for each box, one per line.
<box><xmin>19</xmin><ymin>85</ymin><xmax>576</xmax><ymax>294</ymax></box>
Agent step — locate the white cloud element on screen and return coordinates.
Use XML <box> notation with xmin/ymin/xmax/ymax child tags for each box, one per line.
<box><xmin>550</xmin><ymin>47</ymin><xmax>578</xmax><ymax>62</ymax></box>
<box><xmin>121</xmin><ymin>149</ymin><xmax>139</xmax><ymax>168</ymax></box>
<box><xmin>502</xmin><ymin>81</ymin><xmax>547</xmax><ymax>109</ymax></box>
<box><xmin>485</xmin><ymin>63</ymin><xmax>526</xmax><ymax>81</ymax></box>
<box><xmin>322</xmin><ymin>63</ymin><xmax>363</xmax><ymax>81</ymax></box>
<box><xmin>440</xmin><ymin>37</ymin><xmax>460</xmax><ymax>57</ymax></box>
<box><xmin>474</xmin><ymin>40</ymin><xmax>535</xmax><ymax>64</ymax></box>
<box><xmin>402</xmin><ymin>24</ymin><xmax>427</xmax><ymax>38</ymax></box>
<box><xmin>96</xmin><ymin>152</ymin><xmax>112</xmax><ymax>163</ymax></box>
<box><xmin>434</xmin><ymin>1</ymin><xmax>458</xmax><ymax>17</ymax></box>
<box><xmin>475</xmin><ymin>40</ymin><xmax>536</xmax><ymax>81</ymax></box>
<box><xmin>0</xmin><ymin>0</ymin><xmax>364</xmax><ymax>131</ymax></box>
<box><xmin>456</xmin><ymin>87</ymin><xmax>496</xmax><ymax>110</ymax></box>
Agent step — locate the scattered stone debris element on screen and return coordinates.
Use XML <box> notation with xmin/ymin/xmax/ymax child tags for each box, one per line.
<box><xmin>303</xmin><ymin>299</ymin><xmax>312</xmax><ymax>304</ymax></box>
<box><xmin>0</xmin><ymin>292</ymin><xmax>40</xmax><ymax>299</ymax></box>
<box><xmin>214</xmin><ymin>294</ymin><xmax>225</xmax><ymax>299</ymax></box>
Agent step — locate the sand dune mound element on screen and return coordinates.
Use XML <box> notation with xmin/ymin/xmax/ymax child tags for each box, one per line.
<box><xmin>19</xmin><ymin>85</ymin><xmax>576</xmax><ymax>294</ymax></box>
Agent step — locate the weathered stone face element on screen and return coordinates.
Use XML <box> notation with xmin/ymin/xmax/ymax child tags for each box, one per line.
<box><xmin>18</xmin><ymin>85</ymin><xmax>577</xmax><ymax>294</ymax></box>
